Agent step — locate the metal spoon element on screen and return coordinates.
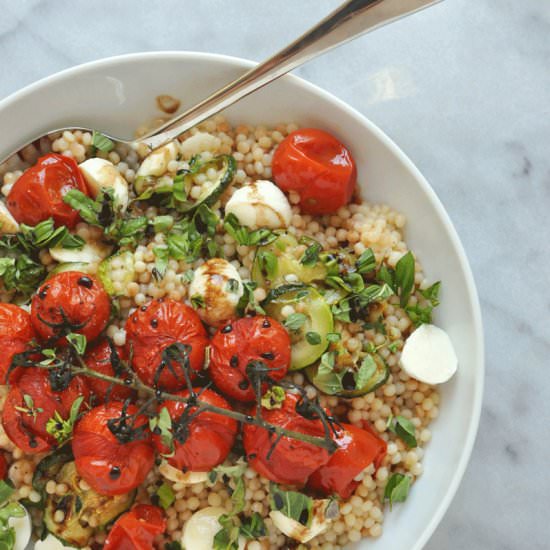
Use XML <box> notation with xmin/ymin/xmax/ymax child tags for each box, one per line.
<box><xmin>0</xmin><ymin>0</ymin><xmax>441</xmax><ymax>165</ymax></box>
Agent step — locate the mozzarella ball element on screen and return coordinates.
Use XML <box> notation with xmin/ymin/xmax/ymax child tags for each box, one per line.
<box><xmin>189</xmin><ymin>258</ymin><xmax>244</xmax><ymax>327</ymax></box>
<box><xmin>400</xmin><ymin>323</ymin><xmax>458</xmax><ymax>384</ymax></box>
<box><xmin>0</xmin><ymin>201</ymin><xmax>19</xmax><ymax>234</ymax></box>
<box><xmin>78</xmin><ymin>158</ymin><xmax>129</xmax><ymax>212</ymax></box>
<box><xmin>225</xmin><ymin>180</ymin><xmax>292</xmax><ymax>229</ymax></box>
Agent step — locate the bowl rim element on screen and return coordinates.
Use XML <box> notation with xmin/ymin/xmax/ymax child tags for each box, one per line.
<box><xmin>0</xmin><ymin>50</ymin><xmax>484</xmax><ymax>550</ymax></box>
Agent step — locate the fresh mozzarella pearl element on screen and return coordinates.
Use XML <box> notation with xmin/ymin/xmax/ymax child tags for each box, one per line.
<box><xmin>49</xmin><ymin>240</ymin><xmax>113</xmax><ymax>264</ymax></box>
<box><xmin>181</xmin><ymin>507</ymin><xmax>245</xmax><ymax>550</ymax></box>
<box><xmin>189</xmin><ymin>258</ymin><xmax>244</xmax><ymax>327</ymax></box>
<box><xmin>225</xmin><ymin>180</ymin><xmax>292</xmax><ymax>229</ymax></box>
<box><xmin>0</xmin><ymin>201</ymin><xmax>19</xmax><ymax>234</ymax></box>
<box><xmin>159</xmin><ymin>460</ymin><xmax>208</xmax><ymax>485</ymax></box>
<box><xmin>269</xmin><ymin>499</ymin><xmax>336</xmax><ymax>543</ymax></box>
<box><xmin>400</xmin><ymin>323</ymin><xmax>458</xmax><ymax>384</ymax></box>
<box><xmin>8</xmin><ymin>506</ymin><xmax>31</xmax><ymax>550</ymax></box>
<box><xmin>136</xmin><ymin>141</ymin><xmax>179</xmax><ymax>178</ymax></box>
<box><xmin>78</xmin><ymin>158</ymin><xmax>129</xmax><ymax>212</ymax></box>
<box><xmin>34</xmin><ymin>533</ymin><xmax>76</xmax><ymax>549</ymax></box>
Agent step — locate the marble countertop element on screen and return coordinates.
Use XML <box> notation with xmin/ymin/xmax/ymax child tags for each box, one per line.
<box><xmin>1</xmin><ymin>0</ymin><xmax>548</xmax><ymax>548</ymax></box>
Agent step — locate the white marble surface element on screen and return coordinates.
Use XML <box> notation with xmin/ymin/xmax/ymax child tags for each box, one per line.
<box><xmin>1</xmin><ymin>0</ymin><xmax>549</xmax><ymax>548</ymax></box>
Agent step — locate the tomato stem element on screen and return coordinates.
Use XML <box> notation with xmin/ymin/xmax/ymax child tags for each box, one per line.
<box><xmin>61</xmin><ymin>357</ymin><xmax>337</xmax><ymax>453</ymax></box>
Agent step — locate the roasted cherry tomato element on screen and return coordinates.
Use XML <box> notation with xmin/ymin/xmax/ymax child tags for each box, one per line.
<box><xmin>243</xmin><ymin>392</ymin><xmax>330</xmax><ymax>486</ymax></box>
<box><xmin>73</xmin><ymin>402</ymin><xmax>155</xmax><ymax>496</ymax></box>
<box><xmin>153</xmin><ymin>388</ymin><xmax>237</xmax><ymax>472</ymax></box>
<box><xmin>272</xmin><ymin>128</ymin><xmax>357</xmax><ymax>215</ymax></box>
<box><xmin>84</xmin><ymin>340</ymin><xmax>134</xmax><ymax>403</ymax></box>
<box><xmin>209</xmin><ymin>316</ymin><xmax>291</xmax><ymax>402</ymax></box>
<box><xmin>0</xmin><ymin>303</ymin><xmax>36</xmax><ymax>383</ymax></box>
<box><xmin>31</xmin><ymin>271</ymin><xmax>111</xmax><ymax>343</ymax></box>
<box><xmin>125</xmin><ymin>299</ymin><xmax>208</xmax><ymax>390</ymax></box>
<box><xmin>0</xmin><ymin>454</ymin><xmax>8</xmax><ymax>480</ymax></box>
<box><xmin>104</xmin><ymin>504</ymin><xmax>166</xmax><ymax>550</ymax></box>
<box><xmin>6</xmin><ymin>153</ymin><xmax>89</xmax><ymax>228</ymax></box>
<box><xmin>2</xmin><ymin>367</ymin><xmax>89</xmax><ymax>454</ymax></box>
<box><xmin>307</xmin><ymin>423</ymin><xmax>387</xmax><ymax>499</ymax></box>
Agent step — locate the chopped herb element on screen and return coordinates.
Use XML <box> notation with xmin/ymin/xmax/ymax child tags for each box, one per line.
<box><xmin>213</xmin><ymin>513</ymin><xmax>241</xmax><ymax>550</ymax></box>
<box><xmin>270</xmin><ymin>484</ymin><xmax>313</xmax><ymax>527</ymax></box>
<box><xmin>46</xmin><ymin>396</ymin><xmax>84</xmax><ymax>445</ymax></box>
<box><xmin>355</xmin><ymin>248</ymin><xmax>376</xmax><ymax>273</ymax></box>
<box><xmin>226</xmin><ymin>278</ymin><xmax>240</xmax><ymax>293</ymax></box>
<box><xmin>66</xmin><ymin>333</ymin><xmax>87</xmax><ymax>355</ymax></box>
<box><xmin>256</xmin><ymin>250</ymin><xmax>278</xmax><ymax>279</ymax></box>
<box><xmin>0</xmin><ymin>481</ymin><xmax>14</xmax><ymax>504</ymax></box>
<box><xmin>239</xmin><ymin>512</ymin><xmax>266</xmax><ymax>539</ymax></box>
<box><xmin>181</xmin><ymin>269</ymin><xmax>194</xmax><ymax>283</ymax></box>
<box><xmin>152</xmin><ymin>215</ymin><xmax>175</xmax><ymax>233</ymax></box>
<box><xmin>231</xmin><ymin>476</ymin><xmax>245</xmax><ymax>514</ymax></box>
<box><xmin>395</xmin><ymin>251</ymin><xmax>415</xmax><ymax>307</ymax></box>
<box><xmin>208</xmin><ymin>461</ymin><xmax>247</xmax><ymax>485</ymax></box>
<box><xmin>190</xmin><ymin>294</ymin><xmax>205</xmax><ymax>309</ymax></box>
<box><xmin>223</xmin><ymin>214</ymin><xmax>277</xmax><ymax>247</ymax></box>
<box><xmin>156</xmin><ymin>482</ymin><xmax>175</xmax><ymax>510</ymax></box>
<box><xmin>387</xmin><ymin>341</ymin><xmax>400</xmax><ymax>353</ymax></box>
<box><xmin>326</xmin><ymin>332</ymin><xmax>342</xmax><ymax>343</ymax></box>
<box><xmin>261</xmin><ymin>386</ymin><xmax>286</xmax><ymax>410</ymax></box>
<box><xmin>363</xmin><ymin>316</ymin><xmax>387</xmax><ymax>335</ymax></box>
<box><xmin>354</xmin><ymin>354</ymin><xmax>377</xmax><ymax>389</ymax></box>
<box><xmin>91</xmin><ymin>130</ymin><xmax>115</xmax><ymax>152</ymax></box>
<box><xmin>149</xmin><ymin>407</ymin><xmax>173</xmax><ymax>454</ymax></box>
<box><xmin>387</xmin><ymin>415</ymin><xmax>417</xmax><ymax>448</ymax></box>
<box><xmin>405</xmin><ymin>281</ymin><xmax>441</xmax><ymax>327</ymax></box>
<box><xmin>311</xmin><ymin>351</ymin><xmax>345</xmax><ymax>396</ymax></box>
<box><xmin>153</xmin><ymin>247</ymin><xmax>170</xmax><ymax>278</ymax></box>
<box><xmin>332</xmin><ymin>283</ymin><xmax>393</xmax><ymax>323</ymax></box>
<box><xmin>300</xmin><ymin>242</ymin><xmax>322</xmax><ymax>267</ymax></box>
<box><xmin>305</xmin><ymin>331</ymin><xmax>322</xmax><ymax>345</ymax></box>
<box><xmin>283</xmin><ymin>312</ymin><xmax>307</xmax><ymax>332</ymax></box>
<box><xmin>384</xmin><ymin>473</ymin><xmax>412</xmax><ymax>509</ymax></box>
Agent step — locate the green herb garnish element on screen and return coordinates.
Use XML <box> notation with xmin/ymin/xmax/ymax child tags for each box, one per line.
<box><xmin>384</xmin><ymin>473</ymin><xmax>412</xmax><ymax>509</ymax></box>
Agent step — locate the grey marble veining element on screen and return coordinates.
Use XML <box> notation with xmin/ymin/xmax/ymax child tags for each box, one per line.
<box><xmin>1</xmin><ymin>0</ymin><xmax>549</xmax><ymax>548</ymax></box>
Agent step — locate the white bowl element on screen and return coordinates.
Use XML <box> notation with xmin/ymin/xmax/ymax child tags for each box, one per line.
<box><xmin>0</xmin><ymin>52</ymin><xmax>484</xmax><ymax>550</ymax></box>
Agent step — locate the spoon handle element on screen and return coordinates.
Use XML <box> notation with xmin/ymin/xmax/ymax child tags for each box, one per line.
<box><xmin>140</xmin><ymin>0</ymin><xmax>441</xmax><ymax>150</ymax></box>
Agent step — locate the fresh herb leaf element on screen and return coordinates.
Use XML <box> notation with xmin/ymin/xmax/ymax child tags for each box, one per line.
<box><xmin>387</xmin><ymin>415</ymin><xmax>417</xmax><ymax>448</ymax></box>
<box><xmin>300</xmin><ymin>242</ymin><xmax>322</xmax><ymax>267</ymax></box>
<box><xmin>190</xmin><ymin>294</ymin><xmax>205</xmax><ymax>309</ymax></box>
<box><xmin>305</xmin><ymin>331</ymin><xmax>322</xmax><ymax>345</ymax></box>
<box><xmin>0</xmin><ymin>481</ymin><xmax>14</xmax><ymax>504</ymax></box>
<box><xmin>92</xmin><ymin>130</ymin><xmax>115</xmax><ymax>152</ymax></box>
<box><xmin>156</xmin><ymin>482</ymin><xmax>175</xmax><ymax>510</ymax></box>
<box><xmin>149</xmin><ymin>407</ymin><xmax>173</xmax><ymax>454</ymax></box>
<box><xmin>395</xmin><ymin>251</ymin><xmax>415</xmax><ymax>307</ymax></box>
<box><xmin>421</xmin><ymin>281</ymin><xmax>441</xmax><ymax>306</ymax></box>
<box><xmin>46</xmin><ymin>395</ymin><xmax>84</xmax><ymax>445</ymax></box>
<box><xmin>326</xmin><ymin>332</ymin><xmax>342</xmax><ymax>343</ymax></box>
<box><xmin>223</xmin><ymin>214</ymin><xmax>277</xmax><ymax>247</ymax></box>
<box><xmin>311</xmin><ymin>352</ymin><xmax>345</xmax><ymax>396</ymax></box>
<box><xmin>152</xmin><ymin>215</ymin><xmax>175</xmax><ymax>233</ymax></box>
<box><xmin>213</xmin><ymin>513</ymin><xmax>241</xmax><ymax>550</ymax></box>
<box><xmin>240</xmin><ymin>512</ymin><xmax>266</xmax><ymax>538</ymax></box>
<box><xmin>283</xmin><ymin>313</ymin><xmax>307</xmax><ymax>332</ymax></box>
<box><xmin>231</xmin><ymin>476</ymin><xmax>245</xmax><ymax>515</ymax></box>
<box><xmin>182</xmin><ymin>269</ymin><xmax>194</xmax><ymax>284</ymax></box>
<box><xmin>23</xmin><ymin>394</ymin><xmax>34</xmax><ymax>410</ymax></box>
<box><xmin>270</xmin><ymin>484</ymin><xmax>313</xmax><ymax>527</ymax></box>
<box><xmin>332</xmin><ymin>283</ymin><xmax>393</xmax><ymax>323</ymax></box>
<box><xmin>354</xmin><ymin>354</ymin><xmax>377</xmax><ymax>389</ymax></box>
<box><xmin>66</xmin><ymin>333</ymin><xmax>87</xmax><ymax>355</ymax></box>
<box><xmin>377</xmin><ymin>264</ymin><xmax>396</xmax><ymax>292</ymax></box>
<box><xmin>384</xmin><ymin>473</ymin><xmax>412</xmax><ymax>509</ymax></box>
<box><xmin>261</xmin><ymin>386</ymin><xmax>285</xmax><ymax>410</ymax></box>
<box><xmin>226</xmin><ymin>278</ymin><xmax>240</xmax><ymax>293</ymax></box>
<box><xmin>355</xmin><ymin>248</ymin><xmax>376</xmax><ymax>274</ymax></box>
<box><xmin>405</xmin><ymin>304</ymin><xmax>434</xmax><ymax>327</ymax></box>
<box><xmin>153</xmin><ymin>247</ymin><xmax>170</xmax><ymax>278</ymax></box>
<box><xmin>208</xmin><ymin>461</ymin><xmax>247</xmax><ymax>485</ymax></box>
<box><xmin>256</xmin><ymin>250</ymin><xmax>278</xmax><ymax>279</ymax></box>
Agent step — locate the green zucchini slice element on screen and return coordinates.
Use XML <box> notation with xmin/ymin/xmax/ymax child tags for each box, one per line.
<box><xmin>251</xmin><ymin>232</ymin><xmax>327</xmax><ymax>289</ymax></box>
<box><xmin>263</xmin><ymin>285</ymin><xmax>333</xmax><ymax>370</ymax></box>
<box><xmin>43</xmin><ymin>461</ymin><xmax>135</xmax><ymax>547</ymax></box>
<box><xmin>305</xmin><ymin>351</ymin><xmax>389</xmax><ymax>397</ymax></box>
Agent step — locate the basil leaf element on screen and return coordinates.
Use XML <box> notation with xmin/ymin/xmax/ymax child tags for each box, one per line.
<box><xmin>63</xmin><ymin>189</ymin><xmax>101</xmax><ymax>225</ymax></box>
<box><xmin>326</xmin><ymin>332</ymin><xmax>341</xmax><ymax>343</ymax></box>
<box><xmin>284</xmin><ymin>313</ymin><xmax>307</xmax><ymax>332</ymax></box>
<box><xmin>384</xmin><ymin>473</ymin><xmax>412</xmax><ymax>509</ymax></box>
<box><xmin>388</xmin><ymin>415</ymin><xmax>417</xmax><ymax>448</ymax></box>
<box><xmin>305</xmin><ymin>331</ymin><xmax>321</xmax><ymax>345</ymax></box>
<box><xmin>66</xmin><ymin>333</ymin><xmax>87</xmax><ymax>355</ymax></box>
<box><xmin>256</xmin><ymin>250</ymin><xmax>278</xmax><ymax>279</ymax></box>
<box><xmin>312</xmin><ymin>352</ymin><xmax>344</xmax><ymax>395</ymax></box>
<box><xmin>92</xmin><ymin>130</ymin><xmax>115</xmax><ymax>152</ymax></box>
<box><xmin>354</xmin><ymin>354</ymin><xmax>377</xmax><ymax>389</ymax></box>
<box><xmin>239</xmin><ymin>512</ymin><xmax>266</xmax><ymax>539</ymax></box>
<box><xmin>153</xmin><ymin>215</ymin><xmax>175</xmax><ymax>233</ymax></box>
<box><xmin>0</xmin><ymin>481</ymin><xmax>14</xmax><ymax>504</ymax></box>
<box><xmin>223</xmin><ymin>214</ymin><xmax>277</xmax><ymax>247</ymax></box>
<box><xmin>270</xmin><ymin>484</ymin><xmax>313</xmax><ymax>527</ymax></box>
<box><xmin>156</xmin><ymin>482</ymin><xmax>175</xmax><ymax>510</ymax></box>
<box><xmin>153</xmin><ymin>247</ymin><xmax>170</xmax><ymax>277</ymax></box>
<box><xmin>395</xmin><ymin>251</ymin><xmax>415</xmax><ymax>307</ymax></box>
<box><xmin>300</xmin><ymin>242</ymin><xmax>322</xmax><ymax>267</ymax></box>
<box><xmin>213</xmin><ymin>514</ymin><xmax>240</xmax><ymax>550</ymax></box>
<box><xmin>421</xmin><ymin>281</ymin><xmax>441</xmax><ymax>306</ymax></box>
<box><xmin>150</xmin><ymin>407</ymin><xmax>173</xmax><ymax>453</ymax></box>
<box><xmin>377</xmin><ymin>264</ymin><xmax>396</xmax><ymax>292</ymax></box>
<box><xmin>405</xmin><ymin>304</ymin><xmax>434</xmax><ymax>327</ymax></box>
<box><xmin>172</xmin><ymin>171</ymin><xmax>188</xmax><ymax>202</ymax></box>
<box><xmin>231</xmin><ymin>476</ymin><xmax>245</xmax><ymax>515</ymax></box>
<box><xmin>356</xmin><ymin>248</ymin><xmax>376</xmax><ymax>273</ymax></box>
